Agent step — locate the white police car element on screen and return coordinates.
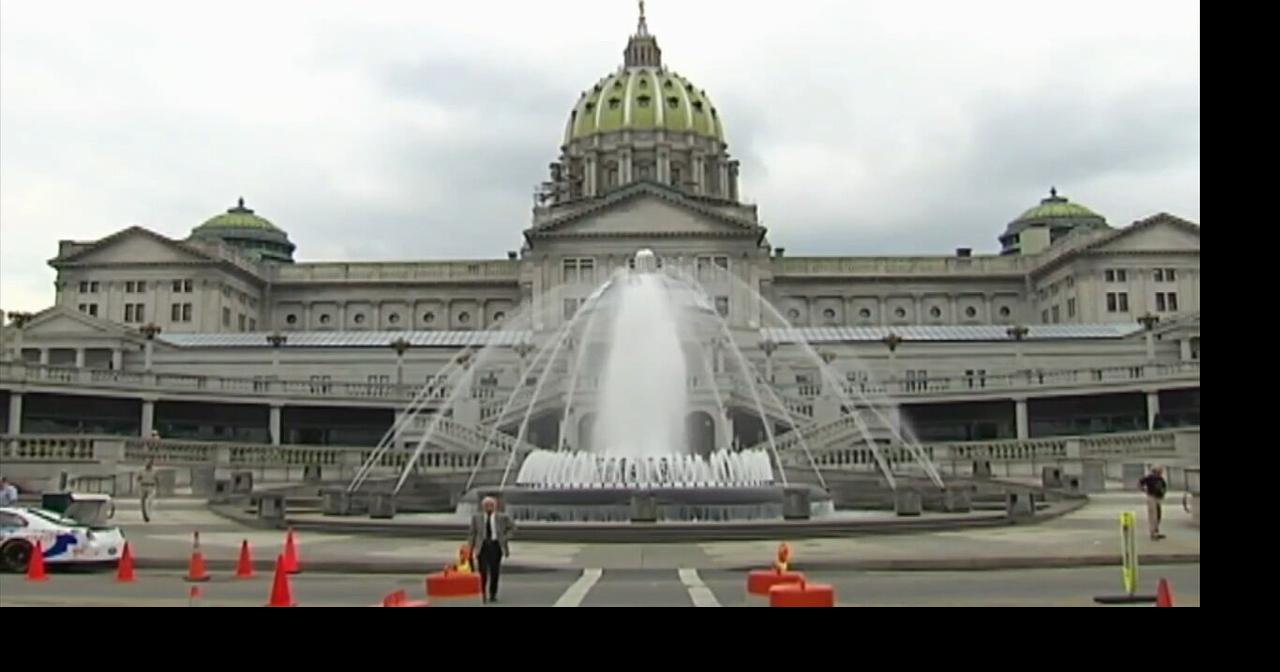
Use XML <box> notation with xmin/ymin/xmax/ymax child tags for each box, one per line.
<box><xmin>0</xmin><ymin>495</ymin><xmax>126</xmax><ymax>572</ymax></box>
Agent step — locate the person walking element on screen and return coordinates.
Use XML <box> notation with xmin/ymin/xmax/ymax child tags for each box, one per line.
<box><xmin>138</xmin><ymin>460</ymin><xmax>159</xmax><ymax>523</ymax></box>
<box><xmin>466</xmin><ymin>496</ymin><xmax>515</xmax><ymax>603</ymax></box>
<box><xmin>1138</xmin><ymin>466</ymin><xmax>1168</xmax><ymax>540</ymax></box>
<box><xmin>0</xmin><ymin>476</ymin><xmax>18</xmax><ymax>507</ymax></box>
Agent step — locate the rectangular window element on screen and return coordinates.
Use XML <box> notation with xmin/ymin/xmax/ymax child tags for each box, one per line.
<box><xmin>135</xmin><ymin>304</ymin><xmax>144</xmax><ymax>322</ymax></box>
<box><xmin>125</xmin><ymin>305</ymin><xmax>134</xmax><ymax>322</ymax></box>
<box><xmin>1166</xmin><ymin>269</ymin><xmax>1177</xmax><ymax>281</ymax></box>
<box><xmin>222</xmin><ymin>307</ymin><xmax>231</xmax><ymax>326</ymax></box>
<box><xmin>137</xmin><ymin>280</ymin><xmax>146</xmax><ymax>292</ymax></box>
<box><xmin>79</xmin><ymin>281</ymin><xmax>88</xmax><ymax>293</ymax></box>
<box><xmin>1153</xmin><ymin>269</ymin><xmax>1164</xmax><ymax>282</ymax></box>
<box><xmin>562</xmin><ymin>258</ymin><xmax>595</xmax><ymax>284</ymax></box>
<box><xmin>1066</xmin><ymin>276</ymin><xmax>1075</xmax><ymax>288</ymax></box>
<box><xmin>222</xmin><ymin>286</ymin><xmax>231</xmax><ymax>298</ymax></box>
<box><xmin>1118</xmin><ymin>292</ymin><xmax>1129</xmax><ymax>312</ymax></box>
<box><xmin>1168</xmin><ymin>293</ymin><xmax>1178</xmax><ymax>311</ymax></box>
<box><xmin>89</xmin><ymin>281</ymin><xmax>99</xmax><ymax>293</ymax></box>
<box><xmin>1117</xmin><ymin>270</ymin><xmax>1127</xmax><ymax>282</ymax></box>
<box><xmin>125</xmin><ymin>281</ymin><xmax>135</xmax><ymax>293</ymax></box>
<box><xmin>1067</xmin><ymin>298</ymin><xmax>1076</xmax><ymax>318</ymax></box>
<box><xmin>88</xmin><ymin>304</ymin><xmax>98</xmax><ymax>317</ymax></box>
<box><xmin>79</xmin><ymin>304</ymin><xmax>88</xmax><ymax>313</ymax></box>
<box><xmin>182</xmin><ymin>303</ymin><xmax>192</xmax><ymax>322</ymax></box>
<box><xmin>1051</xmin><ymin>306</ymin><xmax>1060</xmax><ymax>323</ymax></box>
<box><xmin>1106</xmin><ymin>293</ymin><xmax>1118</xmax><ymax>313</ymax></box>
<box><xmin>238</xmin><ymin>314</ymin><xmax>246</xmax><ymax>331</ymax></box>
<box><xmin>1051</xmin><ymin>284</ymin><xmax>1059</xmax><ymax>295</ymax></box>
<box><xmin>248</xmin><ymin>318</ymin><xmax>256</xmax><ymax>331</ymax></box>
<box><xmin>1105</xmin><ymin>270</ymin><xmax>1115</xmax><ymax>282</ymax></box>
<box><xmin>715</xmin><ymin>296</ymin><xmax>730</xmax><ymax>318</ymax></box>
<box><xmin>173</xmin><ymin>280</ymin><xmax>182</xmax><ymax>292</ymax></box>
<box><xmin>171</xmin><ymin>303</ymin><xmax>182</xmax><ymax>321</ymax></box>
<box><xmin>713</xmin><ymin>256</ymin><xmax>729</xmax><ymax>274</ymax></box>
<box><xmin>1041</xmin><ymin>309</ymin><xmax>1049</xmax><ymax>324</ymax></box>
<box><xmin>1156</xmin><ymin>293</ymin><xmax>1167</xmax><ymax>311</ymax></box>
<box><xmin>184</xmin><ymin>279</ymin><xmax>193</xmax><ymax>293</ymax></box>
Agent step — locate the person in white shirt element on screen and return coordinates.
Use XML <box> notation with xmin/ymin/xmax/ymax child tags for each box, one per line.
<box><xmin>0</xmin><ymin>476</ymin><xmax>17</xmax><ymax>507</ymax></box>
<box><xmin>466</xmin><ymin>496</ymin><xmax>515</xmax><ymax>603</ymax></box>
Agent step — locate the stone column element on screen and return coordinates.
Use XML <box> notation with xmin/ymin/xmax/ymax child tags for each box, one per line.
<box><xmin>1179</xmin><ymin>338</ymin><xmax>1192</xmax><ymax>362</ymax></box>
<box><xmin>716</xmin><ymin>411</ymin><xmax>735</xmax><ymax>451</ymax></box>
<box><xmin>985</xmin><ymin>293</ymin><xmax>995</xmax><ymax>323</ymax></box>
<box><xmin>1146</xmin><ymin>391</ymin><xmax>1160</xmax><ymax>430</ymax></box>
<box><xmin>270</xmin><ymin>404</ymin><xmax>283</xmax><ymax>446</ymax></box>
<box><xmin>8</xmin><ymin>393</ymin><xmax>22</xmax><ymax>434</ymax></box>
<box><xmin>39</xmin><ymin>349</ymin><xmax>49</xmax><ymax>366</ymax></box>
<box><xmin>111</xmin><ymin>348</ymin><xmax>123</xmax><ymax>371</ymax></box>
<box><xmin>1014</xmin><ymin>398</ymin><xmax>1029</xmax><ymax>440</ymax></box>
<box><xmin>140</xmin><ymin>399</ymin><xmax>155</xmax><ymax>437</ymax></box>
<box><xmin>74</xmin><ymin>348</ymin><xmax>85</xmax><ymax>369</ymax></box>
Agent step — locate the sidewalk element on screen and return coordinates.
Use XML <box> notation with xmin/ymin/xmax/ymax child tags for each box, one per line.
<box><xmin>105</xmin><ymin>491</ymin><xmax>1198</xmax><ymax>573</ymax></box>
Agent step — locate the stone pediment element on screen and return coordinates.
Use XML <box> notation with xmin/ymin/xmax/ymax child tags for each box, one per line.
<box><xmin>527</xmin><ymin>181</ymin><xmax>764</xmax><ymax>241</ymax></box>
<box><xmin>19</xmin><ymin>305</ymin><xmax>141</xmax><ymax>344</ymax></box>
<box><xmin>1089</xmin><ymin>214</ymin><xmax>1200</xmax><ymax>254</ymax></box>
<box><xmin>52</xmin><ymin>226</ymin><xmax>214</xmax><ymax>267</ymax></box>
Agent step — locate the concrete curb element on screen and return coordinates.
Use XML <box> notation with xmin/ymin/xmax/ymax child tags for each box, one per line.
<box><xmin>207</xmin><ymin>498</ymin><xmax>1089</xmax><ymax>543</ymax></box>
<box><xmin>127</xmin><ymin>552</ymin><xmax>1200</xmax><ymax>575</ymax></box>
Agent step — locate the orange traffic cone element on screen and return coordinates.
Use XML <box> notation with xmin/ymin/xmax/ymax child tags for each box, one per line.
<box><xmin>382</xmin><ymin>589</ymin><xmax>407</xmax><ymax>607</ymax></box>
<box><xmin>282</xmin><ymin>528</ymin><xmax>300</xmax><ymax>574</ymax></box>
<box><xmin>185</xmin><ymin>532</ymin><xmax>210</xmax><ymax>582</ymax></box>
<box><xmin>26</xmin><ymin>540</ymin><xmax>49</xmax><ymax>582</ymax></box>
<box><xmin>116</xmin><ymin>542</ymin><xmax>136</xmax><ymax>583</ymax></box>
<box><xmin>188</xmin><ymin>585</ymin><xmax>203</xmax><ymax>607</ymax></box>
<box><xmin>1155</xmin><ymin>578</ymin><xmax>1174</xmax><ymax>608</ymax></box>
<box><xmin>235</xmin><ymin>540</ymin><xmax>254</xmax><ymax>579</ymax></box>
<box><xmin>266</xmin><ymin>554</ymin><xmax>296</xmax><ymax>607</ymax></box>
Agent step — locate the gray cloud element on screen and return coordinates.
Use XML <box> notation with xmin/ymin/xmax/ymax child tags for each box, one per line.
<box><xmin>0</xmin><ymin>0</ymin><xmax>1199</xmax><ymax>311</ymax></box>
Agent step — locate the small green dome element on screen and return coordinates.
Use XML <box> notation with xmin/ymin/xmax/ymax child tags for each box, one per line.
<box><xmin>1014</xmin><ymin>188</ymin><xmax>1103</xmax><ymax>223</ymax></box>
<box><xmin>190</xmin><ymin>198</ymin><xmax>295</xmax><ymax>263</ymax></box>
<box><xmin>1000</xmin><ymin>188</ymin><xmax>1109</xmax><ymax>255</ymax></box>
<box><xmin>564</xmin><ymin>68</ymin><xmax>725</xmax><ymax>144</ymax></box>
<box><xmin>196</xmin><ymin>198</ymin><xmax>282</xmax><ymax>232</ymax></box>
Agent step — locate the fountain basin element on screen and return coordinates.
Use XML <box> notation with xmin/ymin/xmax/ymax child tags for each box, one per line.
<box><xmin>457</xmin><ymin>484</ymin><xmax>832</xmax><ymax>523</ymax></box>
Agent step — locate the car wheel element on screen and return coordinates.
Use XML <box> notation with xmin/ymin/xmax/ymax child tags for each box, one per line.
<box><xmin>0</xmin><ymin>540</ymin><xmax>34</xmax><ymax>573</ymax></box>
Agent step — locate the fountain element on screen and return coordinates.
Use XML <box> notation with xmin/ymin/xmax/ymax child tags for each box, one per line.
<box><xmin>345</xmin><ymin>248</ymin><xmax>954</xmax><ymax>523</ymax></box>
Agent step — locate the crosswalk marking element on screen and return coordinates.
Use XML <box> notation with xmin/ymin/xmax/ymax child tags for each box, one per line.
<box><xmin>553</xmin><ymin>568</ymin><xmax>603</xmax><ymax>607</ymax></box>
<box><xmin>678</xmin><ymin>568</ymin><xmax>721</xmax><ymax>607</ymax></box>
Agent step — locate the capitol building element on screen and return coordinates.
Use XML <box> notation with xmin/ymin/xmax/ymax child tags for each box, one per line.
<box><xmin>0</xmin><ymin>9</ymin><xmax>1199</xmax><ymax>467</ymax></box>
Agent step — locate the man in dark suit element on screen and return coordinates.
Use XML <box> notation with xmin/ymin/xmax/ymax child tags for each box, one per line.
<box><xmin>467</xmin><ymin>496</ymin><xmax>515</xmax><ymax>603</ymax></box>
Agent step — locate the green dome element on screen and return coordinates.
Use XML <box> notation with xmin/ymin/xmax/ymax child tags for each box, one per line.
<box><xmin>1014</xmin><ymin>190</ymin><xmax>1103</xmax><ymax>223</ymax></box>
<box><xmin>190</xmin><ymin>198</ymin><xmax>295</xmax><ymax>263</ymax></box>
<box><xmin>1000</xmin><ymin>188</ymin><xmax>1109</xmax><ymax>255</ymax></box>
<box><xmin>565</xmin><ymin>68</ymin><xmax>726</xmax><ymax>144</ymax></box>
<box><xmin>196</xmin><ymin>198</ymin><xmax>282</xmax><ymax>232</ymax></box>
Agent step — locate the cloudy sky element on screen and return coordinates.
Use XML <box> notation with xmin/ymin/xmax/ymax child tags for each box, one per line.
<box><xmin>0</xmin><ymin>0</ymin><xmax>1199</xmax><ymax>313</ymax></box>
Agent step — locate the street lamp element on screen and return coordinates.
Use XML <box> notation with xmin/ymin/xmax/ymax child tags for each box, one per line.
<box><xmin>266</xmin><ymin>331</ymin><xmax>288</xmax><ymax>375</ymax></box>
<box><xmin>1006</xmin><ymin>324</ymin><xmax>1029</xmax><ymax>371</ymax></box>
<box><xmin>139</xmin><ymin>323</ymin><xmax>162</xmax><ymax>371</ymax></box>
<box><xmin>1138</xmin><ymin>313</ymin><xmax>1160</xmax><ymax>362</ymax></box>
<box><xmin>6</xmin><ymin>311</ymin><xmax>34</xmax><ymax>362</ymax></box>
<box><xmin>389</xmin><ymin>338</ymin><xmax>411</xmax><ymax>386</ymax></box>
<box><xmin>759</xmin><ymin>339</ymin><xmax>778</xmax><ymax>382</ymax></box>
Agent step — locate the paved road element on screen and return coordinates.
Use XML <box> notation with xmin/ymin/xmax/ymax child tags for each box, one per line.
<box><xmin>0</xmin><ymin>564</ymin><xmax>1199</xmax><ymax>607</ymax></box>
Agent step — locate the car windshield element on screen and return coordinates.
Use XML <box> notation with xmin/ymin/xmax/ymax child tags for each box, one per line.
<box><xmin>27</xmin><ymin>508</ymin><xmax>84</xmax><ymax>528</ymax></box>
